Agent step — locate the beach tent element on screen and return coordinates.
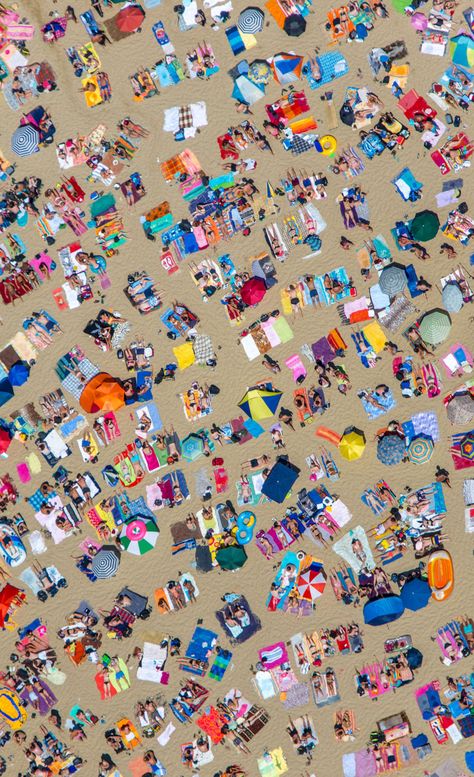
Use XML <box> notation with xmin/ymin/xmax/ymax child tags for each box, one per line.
<box><xmin>238</xmin><ymin>386</ymin><xmax>282</xmax><ymax>420</ymax></box>
<box><xmin>271</xmin><ymin>53</ymin><xmax>304</xmax><ymax>84</ymax></box>
<box><xmin>0</xmin><ymin>429</ymin><xmax>12</xmax><ymax>455</ymax></box>
<box><xmin>261</xmin><ymin>457</ymin><xmax>300</xmax><ymax>503</ymax></box>
<box><xmin>449</xmin><ymin>34</ymin><xmax>474</xmax><ymax>70</ymax></box>
<box><xmin>0</xmin><ymin>379</ymin><xmax>14</xmax><ymax>408</ymax></box>
<box><xmin>363</xmin><ymin>595</ymin><xmax>405</xmax><ymax>626</ymax></box>
<box><xmin>80</xmin><ymin>373</ymin><xmax>125</xmax><ymax>414</ymax></box>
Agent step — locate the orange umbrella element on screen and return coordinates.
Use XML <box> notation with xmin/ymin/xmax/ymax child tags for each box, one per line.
<box><xmin>116</xmin><ymin>5</ymin><xmax>145</xmax><ymax>33</ymax></box>
<box><xmin>80</xmin><ymin>373</ymin><xmax>125</xmax><ymax>414</ymax></box>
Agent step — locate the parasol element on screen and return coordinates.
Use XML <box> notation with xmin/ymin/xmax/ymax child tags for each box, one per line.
<box><xmin>442</xmin><ymin>281</ymin><xmax>464</xmax><ymax>313</ymax></box>
<box><xmin>379</xmin><ymin>263</ymin><xmax>407</xmax><ymax>297</ymax></box>
<box><xmin>11</xmin><ymin>125</ymin><xmax>39</xmax><ymax>157</ymax></box>
<box><xmin>90</xmin><ymin>546</ymin><xmax>121</xmax><ymax>579</ymax></box>
<box><xmin>116</xmin><ymin>5</ymin><xmax>145</xmax><ymax>32</ymax></box>
<box><xmin>377</xmin><ymin>433</ymin><xmax>406</xmax><ymax>465</ymax></box>
<box><xmin>8</xmin><ymin>362</ymin><xmax>30</xmax><ymax>387</ymax></box>
<box><xmin>338</xmin><ymin>427</ymin><xmax>366</xmax><ymax>461</ymax></box>
<box><xmin>296</xmin><ymin>561</ymin><xmax>326</xmax><ymax>601</ymax></box>
<box><xmin>418</xmin><ymin>309</ymin><xmax>451</xmax><ymax>346</ymax></box>
<box><xmin>407</xmin><ymin>435</ymin><xmax>434</xmax><ymax>464</ymax></box>
<box><xmin>79</xmin><ymin>373</ymin><xmax>125</xmax><ymax>414</ymax></box>
<box><xmin>283</xmin><ymin>13</ymin><xmax>307</xmax><ymax>36</ymax></box>
<box><xmin>446</xmin><ymin>393</ymin><xmax>474</xmax><ymax>425</ymax></box>
<box><xmin>410</xmin><ymin>210</ymin><xmax>440</xmax><ymax>242</ymax></box>
<box><xmin>238</xmin><ymin>7</ymin><xmax>265</xmax><ymax>33</ymax></box>
<box><xmin>400</xmin><ymin>577</ymin><xmax>431</xmax><ymax>611</ymax></box>
<box><xmin>181</xmin><ymin>433</ymin><xmax>205</xmax><ymax>462</ymax></box>
<box><xmin>119</xmin><ymin>517</ymin><xmax>159</xmax><ymax>556</ymax></box>
<box><xmin>240</xmin><ymin>276</ymin><xmax>267</xmax><ymax>306</ymax></box>
<box><xmin>0</xmin><ymin>379</ymin><xmax>14</xmax><ymax>408</ymax></box>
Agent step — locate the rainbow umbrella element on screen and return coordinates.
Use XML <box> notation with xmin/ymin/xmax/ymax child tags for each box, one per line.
<box><xmin>408</xmin><ymin>435</ymin><xmax>434</xmax><ymax>464</ymax></box>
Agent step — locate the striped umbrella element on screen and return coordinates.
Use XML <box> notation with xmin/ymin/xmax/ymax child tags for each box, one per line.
<box><xmin>377</xmin><ymin>433</ymin><xmax>406</xmax><ymax>465</ymax></box>
<box><xmin>238</xmin><ymin>7</ymin><xmax>265</xmax><ymax>33</ymax></box>
<box><xmin>296</xmin><ymin>561</ymin><xmax>326</xmax><ymax>601</ymax></box>
<box><xmin>119</xmin><ymin>516</ymin><xmax>159</xmax><ymax>556</ymax></box>
<box><xmin>90</xmin><ymin>546</ymin><xmax>121</xmax><ymax>579</ymax></box>
<box><xmin>11</xmin><ymin>125</ymin><xmax>39</xmax><ymax>157</ymax></box>
<box><xmin>379</xmin><ymin>263</ymin><xmax>407</xmax><ymax>297</ymax></box>
<box><xmin>418</xmin><ymin>309</ymin><xmax>451</xmax><ymax>346</ymax></box>
<box><xmin>408</xmin><ymin>435</ymin><xmax>434</xmax><ymax>464</ymax></box>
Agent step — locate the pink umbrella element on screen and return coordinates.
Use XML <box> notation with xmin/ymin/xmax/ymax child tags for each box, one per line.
<box><xmin>411</xmin><ymin>12</ymin><xmax>428</xmax><ymax>31</ymax></box>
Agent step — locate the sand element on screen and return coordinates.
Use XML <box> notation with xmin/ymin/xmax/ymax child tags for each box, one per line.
<box><xmin>0</xmin><ymin>1</ymin><xmax>473</xmax><ymax>775</ymax></box>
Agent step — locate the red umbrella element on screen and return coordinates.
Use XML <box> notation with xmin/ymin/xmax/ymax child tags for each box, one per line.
<box><xmin>116</xmin><ymin>5</ymin><xmax>145</xmax><ymax>33</ymax></box>
<box><xmin>240</xmin><ymin>277</ymin><xmax>267</xmax><ymax>306</ymax></box>
<box><xmin>0</xmin><ymin>429</ymin><xmax>12</xmax><ymax>454</ymax></box>
<box><xmin>0</xmin><ymin>583</ymin><xmax>24</xmax><ymax>627</ymax></box>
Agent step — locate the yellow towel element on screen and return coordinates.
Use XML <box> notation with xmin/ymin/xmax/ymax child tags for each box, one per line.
<box><xmin>363</xmin><ymin>320</ymin><xmax>386</xmax><ymax>353</ymax></box>
<box><xmin>173</xmin><ymin>342</ymin><xmax>195</xmax><ymax>370</ymax></box>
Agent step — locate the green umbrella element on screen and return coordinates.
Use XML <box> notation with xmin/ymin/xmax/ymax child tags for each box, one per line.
<box><xmin>410</xmin><ymin>210</ymin><xmax>440</xmax><ymax>242</ymax></box>
<box><xmin>418</xmin><ymin>309</ymin><xmax>451</xmax><ymax>346</ymax></box>
<box><xmin>215</xmin><ymin>545</ymin><xmax>247</xmax><ymax>570</ymax></box>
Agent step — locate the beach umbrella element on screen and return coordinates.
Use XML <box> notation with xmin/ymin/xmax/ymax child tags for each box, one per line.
<box><xmin>80</xmin><ymin>373</ymin><xmax>125</xmax><ymax>414</ymax></box>
<box><xmin>446</xmin><ymin>393</ymin><xmax>474</xmax><ymax>425</ymax></box>
<box><xmin>283</xmin><ymin>13</ymin><xmax>307</xmax><ymax>36</ymax></box>
<box><xmin>247</xmin><ymin>60</ymin><xmax>272</xmax><ymax>84</ymax></box>
<box><xmin>240</xmin><ymin>277</ymin><xmax>267</xmax><ymax>306</ymax></box>
<box><xmin>400</xmin><ymin>577</ymin><xmax>431</xmax><ymax>611</ymax></box>
<box><xmin>119</xmin><ymin>516</ymin><xmax>159</xmax><ymax>556</ymax></box>
<box><xmin>410</xmin><ymin>210</ymin><xmax>440</xmax><ymax>242</ymax></box>
<box><xmin>0</xmin><ymin>583</ymin><xmax>24</xmax><ymax>628</ymax></box>
<box><xmin>116</xmin><ymin>5</ymin><xmax>145</xmax><ymax>32</ymax></box>
<box><xmin>379</xmin><ymin>263</ymin><xmax>407</xmax><ymax>296</ymax></box>
<box><xmin>406</xmin><ymin>646</ymin><xmax>424</xmax><ymax>669</ymax></box>
<box><xmin>418</xmin><ymin>309</ymin><xmax>451</xmax><ymax>346</ymax></box>
<box><xmin>410</xmin><ymin>12</ymin><xmax>428</xmax><ymax>30</ymax></box>
<box><xmin>460</xmin><ymin>433</ymin><xmax>474</xmax><ymax>459</ymax></box>
<box><xmin>449</xmin><ymin>34</ymin><xmax>474</xmax><ymax>70</ymax></box>
<box><xmin>442</xmin><ymin>281</ymin><xmax>464</xmax><ymax>313</ymax></box>
<box><xmin>215</xmin><ymin>544</ymin><xmax>247</xmax><ymax>570</ymax></box>
<box><xmin>238</xmin><ymin>6</ymin><xmax>265</xmax><ymax>33</ymax></box>
<box><xmin>8</xmin><ymin>361</ymin><xmax>30</xmax><ymax>387</ymax></box>
<box><xmin>91</xmin><ymin>546</ymin><xmax>121</xmax><ymax>579</ymax></box>
<box><xmin>377</xmin><ymin>433</ymin><xmax>406</xmax><ymax>466</ymax></box>
<box><xmin>11</xmin><ymin>125</ymin><xmax>39</xmax><ymax>157</ymax></box>
<box><xmin>0</xmin><ymin>379</ymin><xmax>14</xmax><ymax>408</ymax></box>
<box><xmin>408</xmin><ymin>435</ymin><xmax>434</xmax><ymax>464</ymax></box>
<box><xmin>181</xmin><ymin>433</ymin><xmax>205</xmax><ymax>462</ymax></box>
<box><xmin>0</xmin><ymin>429</ymin><xmax>12</xmax><ymax>455</ymax></box>
<box><xmin>271</xmin><ymin>53</ymin><xmax>304</xmax><ymax>84</ymax></box>
<box><xmin>238</xmin><ymin>386</ymin><xmax>282</xmax><ymax>420</ymax></box>
<box><xmin>296</xmin><ymin>560</ymin><xmax>326</xmax><ymax>601</ymax></box>
<box><xmin>338</xmin><ymin>427</ymin><xmax>366</xmax><ymax>461</ymax></box>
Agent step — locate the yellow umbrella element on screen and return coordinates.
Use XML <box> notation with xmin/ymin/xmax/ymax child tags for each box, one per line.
<box><xmin>338</xmin><ymin>427</ymin><xmax>366</xmax><ymax>461</ymax></box>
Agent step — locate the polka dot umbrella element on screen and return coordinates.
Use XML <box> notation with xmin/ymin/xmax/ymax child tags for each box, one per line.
<box><xmin>119</xmin><ymin>516</ymin><xmax>159</xmax><ymax>556</ymax></box>
<box><xmin>90</xmin><ymin>546</ymin><xmax>121</xmax><ymax>579</ymax></box>
<box><xmin>11</xmin><ymin>124</ymin><xmax>39</xmax><ymax>157</ymax></box>
<box><xmin>238</xmin><ymin>6</ymin><xmax>265</xmax><ymax>33</ymax></box>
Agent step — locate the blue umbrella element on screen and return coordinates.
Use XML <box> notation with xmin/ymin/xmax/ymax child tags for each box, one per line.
<box><xmin>400</xmin><ymin>577</ymin><xmax>431</xmax><ymax>611</ymax></box>
<box><xmin>8</xmin><ymin>362</ymin><xmax>30</xmax><ymax>387</ymax></box>
<box><xmin>376</xmin><ymin>433</ymin><xmax>406</xmax><ymax>465</ymax></box>
<box><xmin>0</xmin><ymin>379</ymin><xmax>14</xmax><ymax>407</ymax></box>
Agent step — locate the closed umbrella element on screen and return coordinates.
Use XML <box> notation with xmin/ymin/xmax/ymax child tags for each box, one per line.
<box><xmin>379</xmin><ymin>263</ymin><xmax>407</xmax><ymax>296</ymax></box>
<box><xmin>410</xmin><ymin>210</ymin><xmax>440</xmax><ymax>242</ymax></box>
<box><xmin>238</xmin><ymin>7</ymin><xmax>265</xmax><ymax>33</ymax></box>
<box><xmin>338</xmin><ymin>427</ymin><xmax>366</xmax><ymax>461</ymax></box>
<box><xmin>116</xmin><ymin>5</ymin><xmax>145</xmax><ymax>32</ymax></box>
<box><xmin>283</xmin><ymin>13</ymin><xmax>307</xmax><ymax>36</ymax></box>
<box><xmin>296</xmin><ymin>560</ymin><xmax>326</xmax><ymax>601</ymax></box>
<box><xmin>11</xmin><ymin>125</ymin><xmax>39</xmax><ymax>157</ymax></box>
<box><xmin>400</xmin><ymin>577</ymin><xmax>431</xmax><ymax>611</ymax></box>
<box><xmin>240</xmin><ymin>277</ymin><xmax>267</xmax><ymax>306</ymax></box>
<box><xmin>238</xmin><ymin>386</ymin><xmax>282</xmax><ymax>420</ymax></box>
<box><xmin>8</xmin><ymin>361</ymin><xmax>30</xmax><ymax>387</ymax></box>
<box><xmin>442</xmin><ymin>281</ymin><xmax>464</xmax><ymax>313</ymax></box>
<box><xmin>377</xmin><ymin>433</ymin><xmax>406</xmax><ymax>465</ymax></box>
<box><xmin>446</xmin><ymin>393</ymin><xmax>474</xmax><ymax>425</ymax></box>
<box><xmin>408</xmin><ymin>435</ymin><xmax>434</xmax><ymax>464</ymax></box>
<box><xmin>418</xmin><ymin>309</ymin><xmax>451</xmax><ymax>346</ymax></box>
<box><xmin>91</xmin><ymin>546</ymin><xmax>121</xmax><ymax>579</ymax></box>
<box><xmin>0</xmin><ymin>379</ymin><xmax>14</xmax><ymax>407</ymax></box>
<box><xmin>119</xmin><ymin>517</ymin><xmax>159</xmax><ymax>555</ymax></box>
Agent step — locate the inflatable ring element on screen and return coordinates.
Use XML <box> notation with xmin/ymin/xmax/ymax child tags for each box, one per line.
<box><xmin>320</xmin><ymin>135</ymin><xmax>337</xmax><ymax>156</ymax></box>
<box><xmin>238</xmin><ymin>510</ymin><xmax>256</xmax><ymax>527</ymax></box>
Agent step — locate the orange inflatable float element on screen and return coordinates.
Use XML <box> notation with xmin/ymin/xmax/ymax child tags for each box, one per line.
<box><xmin>427</xmin><ymin>550</ymin><xmax>454</xmax><ymax>602</ymax></box>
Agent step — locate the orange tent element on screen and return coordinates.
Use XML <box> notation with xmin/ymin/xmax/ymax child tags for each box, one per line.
<box><xmin>79</xmin><ymin>372</ymin><xmax>125</xmax><ymax>414</ymax></box>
